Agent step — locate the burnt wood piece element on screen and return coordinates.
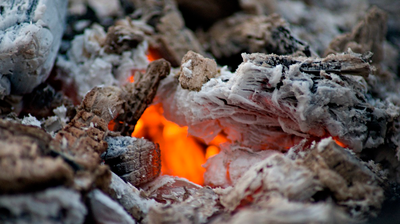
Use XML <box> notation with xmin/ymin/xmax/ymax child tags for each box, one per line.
<box><xmin>0</xmin><ymin>119</ymin><xmax>111</xmax><ymax>194</ymax></box>
<box><xmin>214</xmin><ymin>138</ymin><xmax>384</xmax><ymax>221</ymax></box>
<box><xmin>103</xmin><ymin>136</ymin><xmax>161</xmax><ymax>186</ymax></box>
<box><xmin>204</xmin><ymin>13</ymin><xmax>311</xmax><ymax>69</ymax></box>
<box><xmin>303</xmin><ymin>138</ymin><xmax>385</xmax><ymax>218</ymax></box>
<box><xmin>177</xmin><ymin>51</ymin><xmax>218</xmax><ymax>91</ymax></box>
<box><xmin>103</xmin><ymin>19</ymin><xmax>147</xmax><ymax>55</ymax></box>
<box><xmin>250</xmin><ymin>52</ymin><xmax>371</xmax><ymax>78</ymax></box>
<box><xmin>0</xmin><ymin>120</ymin><xmax>74</xmax><ymax>194</ymax></box>
<box><xmin>55</xmin><ymin>85</ymin><xmax>125</xmax><ymax>170</ymax></box>
<box><xmin>158</xmin><ymin>52</ymin><xmax>398</xmax><ymax>152</ymax></box>
<box><xmin>130</xmin><ymin>0</ymin><xmax>206</xmax><ymax>67</ymax></box>
<box><xmin>325</xmin><ymin>6</ymin><xmax>387</xmax><ymax>66</ymax></box>
<box><xmin>112</xmin><ymin>59</ymin><xmax>171</xmax><ymax>136</ymax></box>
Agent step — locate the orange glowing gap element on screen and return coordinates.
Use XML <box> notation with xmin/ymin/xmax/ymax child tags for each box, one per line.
<box><xmin>333</xmin><ymin>137</ymin><xmax>347</xmax><ymax>148</ymax></box>
<box><xmin>147</xmin><ymin>47</ymin><xmax>162</xmax><ymax>62</ymax></box>
<box><xmin>132</xmin><ymin>104</ymin><xmax>218</xmax><ymax>185</ymax></box>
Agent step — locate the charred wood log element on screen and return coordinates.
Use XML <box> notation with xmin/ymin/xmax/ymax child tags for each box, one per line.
<box><xmin>303</xmin><ymin>138</ymin><xmax>385</xmax><ymax>218</ymax></box>
<box><xmin>0</xmin><ymin>0</ymin><xmax>67</xmax><ymax>96</ymax></box>
<box><xmin>111</xmin><ymin>59</ymin><xmax>171</xmax><ymax>136</ymax></box>
<box><xmin>159</xmin><ymin>51</ymin><xmax>399</xmax><ymax>152</ymax></box>
<box><xmin>103</xmin><ymin>136</ymin><xmax>161</xmax><ymax>186</ymax></box>
<box><xmin>325</xmin><ymin>6</ymin><xmax>387</xmax><ymax>66</ymax></box>
<box><xmin>214</xmin><ymin>138</ymin><xmax>384</xmax><ymax>220</ymax></box>
<box><xmin>204</xmin><ymin>13</ymin><xmax>311</xmax><ymax>69</ymax></box>
<box><xmin>0</xmin><ymin>120</ymin><xmax>74</xmax><ymax>194</ymax></box>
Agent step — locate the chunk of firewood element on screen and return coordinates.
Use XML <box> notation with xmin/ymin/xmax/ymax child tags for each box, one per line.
<box><xmin>204</xmin><ymin>13</ymin><xmax>311</xmax><ymax>64</ymax></box>
<box><xmin>216</xmin><ymin>153</ymin><xmax>322</xmax><ymax>211</ymax></box>
<box><xmin>56</xmin><ymin>59</ymin><xmax>169</xmax><ymax>165</ymax></box>
<box><xmin>103</xmin><ymin>136</ymin><xmax>161</xmax><ymax>186</ymax></box>
<box><xmin>158</xmin><ymin>52</ymin><xmax>399</xmax><ymax>152</ymax></box>
<box><xmin>203</xmin><ymin>145</ymin><xmax>279</xmax><ymax>187</ymax></box>
<box><xmin>237</xmin><ymin>0</ymin><xmax>370</xmax><ymax>55</ymax></box>
<box><xmin>103</xmin><ymin>19</ymin><xmax>147</xmax><ymax>55</ymax></box>
<box><xmin>141</xmin><ymin>175</ymin><xmax>203</xmax><ymax>204</ymax></box>
<box><xmin>57</xmin><ymin>19</ymin><xmax>153</xmax><ymax>99</ymax></box>
<box><xmin>130</xmin><ymin>0</ymin><xmax>206</xmax><ymax>67</ymax></box>
<box><xmin>177</xmin><ymin>51</ymin><xmax>218</xmax><ymax>91</ymax></box>
<box><xmin>303</xmin><ymin>138</ymin><xmax>385</xmax><ymax>218</ymax></box>
<box><xmin>111</xmin><ymin>59</ymin><xmax>171</xmax><ymax>136</ymax></box>
<box><xmin>0</xmin><ymin>0</ymin><xmax>67</xmax><ymax>96</ymax></box>
<box><xmin>0</xmin><ymin>120</ymin><xmax>74</xmax><ymax>194</ymax></box>
<box><xmin>325</xmin><ymin>6</ymin><xmax>387</xmax><ymax>66</ymax></box>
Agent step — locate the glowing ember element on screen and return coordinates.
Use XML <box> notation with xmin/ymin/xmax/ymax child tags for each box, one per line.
<box><xmin>147</xmin><ymin>47</ymin><xmax>162</xmax><ymax>62</ymax></box>
<box><xmin>132</xmin><ymin>104</ymin><xmax>225</xmax><ymax>185</ymax></box>
<box><xmin>333</xmin><ymin>137</ymin><xmax>347</xmax><ymax>148</ymax></box>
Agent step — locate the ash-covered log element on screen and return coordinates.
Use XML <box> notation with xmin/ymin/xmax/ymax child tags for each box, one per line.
<box><xmin>325</xmin><ymin>6</ymin><xmax>387</xmax><ymax>68</ymax></box>
<box><xmin>213</xmin><ymin>138</ymin><xmax>385</xmax><ymax>221</ymax></box>
<box><xmin>0</xmin><ymin>0</ymin><xmax>67</xmax><ymax>96</ymax></box>
<box><xmin>111</xmin><ymin>59</ymin><xmax>171</xmax><ymax>136</ymax></box>
<box><xmin>158</xmin><ymin>51</ymin><xmax>400</xmax><ymax>152</ymax></box>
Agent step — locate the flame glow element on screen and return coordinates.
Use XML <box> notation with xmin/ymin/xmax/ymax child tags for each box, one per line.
<box><xmin>333</xmin><ymin>137</ymin><xmax>347</xmax><ymax>148</ymax></box>
<box><xmin>132</xmin><ymin>104</ymin><xmax>223</xmax><ymax>185</ymax></box>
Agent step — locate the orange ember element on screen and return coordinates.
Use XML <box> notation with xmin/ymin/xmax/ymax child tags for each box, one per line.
<box><xmin>147</xmin><ymin>47</ymin><xmax>162</xmax><ymax>62</ymax></box>
<box><xmin>333</xmin><ymin>137</ymin><xmax>347</xmax><ymax>148</ymax></box>
<box><xmin>132</xmin><ymin>104</ymin><xmax>224</xmax><ymax>185</ymax></box>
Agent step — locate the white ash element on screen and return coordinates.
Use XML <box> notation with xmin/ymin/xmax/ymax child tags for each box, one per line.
<box><xmin>0</xmin><ymin>0</ymin><xmax>67</xmax><ymax>96</ymax></box>
<box><xmin>158</xmin><ymin>52</ymin><xmax>399</xmax><ymax>152</ymax></box>
<box><xmin>145</xmin><ymin>187</ymin><xmax>220</xmax><ymax>224</ymax></box>
<box><xmin>140</xmin><ymin>175</ymin><xmax>202</xmax><ymax>204</ymax></box>
<box><xmin>42</xmin><ymin>116</ymin><xmax>63</xmax><ymax>135</ymax></box>
<box><xmin>0</xmin><ymin>187</ymin><xmax>86</xmax><ymax>224</ymax></box>
<box><xmin>88</xmin><ymin>189</ymin><xmax>136</xmax><ymax>224</ymax></box>
<box><xmin>53</xmin><ymin>105</ymin><xmax>69</xmax><ymax>124</ymax></box>
<box><xmin>21</xmin><ymin>114</ymin><xmax>41</xmax><ymax>128</ymax></box>
<box><xmin>142</xmin><ymin>176</ymin><xmax>219</xmax><ymax>224</ymax></box>
<box><xmin>56</xmin><ymin>23</ymin><xmax>150</xmax><ymax>99</ymax></box>
<box><xmin>216</xmin><ymin>153</ymin><xmax>322</xmax><ymax>210</ymax></box>
<box><xmin>108</xmin><ymin>172</ymin><xmax>159</xmax><ymax>220</ymax></box>
<box><xmin>203</xmin><ymin>143</ymin><xmax>279</xmax><ymax>187</ymax></box>
<box><xmin>86</xmin><ymin>0</ymin><xmax>123</xmax><ymax>18</ymax></box>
